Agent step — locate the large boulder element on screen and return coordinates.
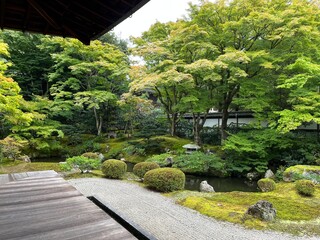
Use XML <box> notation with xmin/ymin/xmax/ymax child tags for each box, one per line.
<box><xmin>264</xmin><ymin>169</ymin><xmax>275</xmax><ymax>179</ymax></box>
<box><xmin>200</xmin><ymin>180</ymin><xmax>215</xmax><ymax>192</ymax></box>
<box><xmin>246</xmin><ymin>200</ymin><xmax>276</xmax><ymax>221</ymax></box>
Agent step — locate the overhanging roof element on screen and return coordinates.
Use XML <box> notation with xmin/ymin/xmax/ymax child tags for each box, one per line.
<box><xmin>0</xmin><ymin>0</ymin><xmax>150</xmax><ymax>44</ymax></box>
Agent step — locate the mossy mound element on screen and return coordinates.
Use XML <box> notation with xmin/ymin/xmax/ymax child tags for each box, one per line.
<box><xmin>81</xmin><ymin>152</ymin><xmax>99</xmax><ymax>159</ymax></box>
<box><xmin>166</xmin><ymin>182</ymin><xmax>320</xmax><ymax>235</ymax></box>
<box><xmin>101</xmin><ymin>159</ymin><xmax>127</xmax><ymax>179</ymax></box>
<box><xmin>257</xmin><ymin>178</ymin><xmax>276</xmax><ymax>192</ymax></box>
<box><xmin>133</xmin><ymin>162</ymin><xmax>160</xmax><ymax>178</ymax></box>
<box><xmin>283</xmin><ymin>165</ymin><xmax>320</xmax><ymax>182</ymax></box>
<box><xmin>144</xmin><ymin>168</ymin><xmax>185</xmax><ymax>192</ymax></box>
<box><xmin>295</xmin><ymin>179</ymin><xmax>315</xmax><ymax>196</ymax></box>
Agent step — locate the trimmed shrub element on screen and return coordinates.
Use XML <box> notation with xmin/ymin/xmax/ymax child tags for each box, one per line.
<box><xmin>101</xmin><ymin>159</ymin><xmax>127</xmax><ymax>179</ymax></box>
<box><xmin>144</xmin><ymin>168</ymin><xmax>185</xmax><ymax>192</ymax></box>
<box><xmin>81</xmin><ymin>152</ymin><xmax>99</xmax><ymax>159</ymax></box>
<box><xmin>64</xmin><ymin>156</ymin><xmax>100</xmax><ymax>173</ymax></box>
<box><xmin>257</xmin><ymin>178</ymin><xmax>276</xmax><ymax>192</ymax></box>
<box><xmin>295</xmin><ymin>179</ymin><xmax>315</xmax><ymax>196</ymax></box>
<box><xmin>133</xmin><ymin>162</ymin><xmax>160</xmax><ymax>178</ymax></box>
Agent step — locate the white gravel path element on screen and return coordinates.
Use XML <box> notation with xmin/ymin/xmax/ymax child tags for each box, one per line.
<box><xmin>68</xmin><ymin>178</ymin><xmax>319</xmax><ymax>240</ymax></box>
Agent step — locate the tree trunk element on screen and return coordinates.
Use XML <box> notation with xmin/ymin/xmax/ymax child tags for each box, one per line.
<box><xmin>93</xmin><ymin>107</ymin><xmax>102</xmax><ymax>136</ymax></box>
<box><xmin>97</xmin><ymin>115</ymin><xmax>103</xmax><ymax>136</ymax></box>
<box><xmin>169</xmin><ymin>113</ymin><xmax>179</xmax><ymax>136</ymax></box>
<box><xmin>220</xmin><ymin>107</ymin><xmax>229</xmax><ymax>143</ymax></box>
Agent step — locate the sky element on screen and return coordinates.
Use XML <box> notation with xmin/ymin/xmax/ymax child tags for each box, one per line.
<box><xmin>113</xmin><ymin>0</ymin><xmax>201</xmax><ymax>40</ymax></box>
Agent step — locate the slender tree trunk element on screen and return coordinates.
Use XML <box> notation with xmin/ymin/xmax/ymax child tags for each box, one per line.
<box><xmin>220</xmin><ymin>107</ymin><xmax>229</xmax><ymax>143</ymax></box>
<box><xmin>93</xmin><ymin>107</ymin><xmax>102</xmax><ymax>136</ymax></box>
<box><xmin>192</xmin><ymin>111</ymin><xmax>209</xmax><ymax>146</ymax></box>
<box><xmin>97</xmin><ymin>115</ymin><xmax>103</xmax><ymax>136</ymax></box>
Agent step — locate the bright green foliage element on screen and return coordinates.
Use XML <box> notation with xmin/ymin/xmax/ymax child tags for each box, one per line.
<box><xmin>295</xmin><ymin>180</ymin><xmax>315</xmax><ymax>196</ymax></box>
<box><xmin>223</xmin><ymin>129</ymin><xmax>295</xmax><ymax>174</ymax></box>
<box><xmin>133</xmin><ymin>162</ymin><xmax>160</xmax><ymax>178</ymax></box>
<box><xmin>144</xmin><ymin>168</ymin><xmax>185</xmax><ymax>192</ymax></box>
<box><xmin>101</xmin><ymin>159</ymin><xmax>127</xmax><ymax>179</ymax></box>
<box><xmin>81</xmin><ymin>152</ymin><xmax>99</xmax><ymax>159</ymax></box>
<box><xmin>43</xmin><ymin>37</ymin><xmax>129</xmax><ymax>135</ymax></box>
<box><xmin>131</xmin><ymin>0</ymin><xmax>320</xmax><ymax>143</ymax></box>
<box><xmin>0</xmin><ymin>136</ymin><xmax>27</xmax><ymax>160</ymax></box>
<box><xmin>64</xmin><ymin>156</ymin><xmax>101</xmax><ymax>173</ymax></box>
<box><xmin>0</xmin><ymin>42</ymin><xmax>34</xmax><ymax>129</ymax></box>
<box><xmin>257</xmin><ymin>178</ymin><xmax>276</xmax><ymax>192</ymax></box>
<box><xmin>146</xmin><ymin>153</ymin><xmax>175</xmax><ymax>167</ymax></box>
<box><xmin>173</xmin><ymin>152</ymin><xmax>227</xmax><ymax>177</ymax></box>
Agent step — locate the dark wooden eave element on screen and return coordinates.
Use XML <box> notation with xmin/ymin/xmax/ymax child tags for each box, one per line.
<box><xmin>0</xmin><ymin>0</ymin><xmax>150</xmax><ymax>44</ymax></box>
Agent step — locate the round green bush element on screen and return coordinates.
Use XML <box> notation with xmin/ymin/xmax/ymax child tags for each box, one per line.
<box><xmin>295</xmin><ymin>179</ymin><xmax>315</xmax><ymax>196</ymax></box>
<box><xmin>81</xmin><ymin>152</ymin><xmax>99</xmax><ymax>159</ymax></box>
<box><xmin>144</xmin><ymin>168</ymin><xmax>185</xmax><ymax>192</ymax></box>
<box><xmin>257</xmin><ymin>178</ymin><xmax>276</xmax><ymax>192</ymax></box>
<box><xmin>101</xmin><ymin>159</ymin><xmax>127</xmax><ymax>179</ymax></box>
<box><xmin>133</xmin><ymin>162</ymin><xmax>160</xmax><ymax>178</ymax></box>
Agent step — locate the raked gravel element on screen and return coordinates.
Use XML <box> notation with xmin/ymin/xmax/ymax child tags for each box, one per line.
<box><xmin>68</xmin><ymin>178</ymin><xmax>319</xmax><ymax>240</ymax></box>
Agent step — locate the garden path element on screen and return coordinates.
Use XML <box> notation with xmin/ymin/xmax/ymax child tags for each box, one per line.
<box><xmin>69</xmin><ymin>178</ymin><xmax>318</xmax><ymax>240</ymax></box>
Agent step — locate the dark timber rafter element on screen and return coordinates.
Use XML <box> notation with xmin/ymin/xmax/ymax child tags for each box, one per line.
<box><xmin>0</xmin><ymin>0</ymin><xmax>150</xmax><ymax>44</ymax></box>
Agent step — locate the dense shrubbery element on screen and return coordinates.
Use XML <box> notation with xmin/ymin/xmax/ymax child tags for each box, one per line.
<box><xmin>133</xmin><ymin>162</ymin><xmax>160</xmax><ymax>178</ymax></box>
<box><xmin>146</xmin><ymin>153</ymin><xmax>175</xmax><ymax>167</ymax></box>
<box><xmin>257</xmin><ymin>178</ymin><xmax>276</xmax><ymax>192</ymax></box>
<box><xmin>101</xmin><ymin>159</ymin><xmax>127</xmax><ymax>179</ymax></box>
<box><xmin>295</xmin><ymin>180</ymin><xmax>315</xmax><ymax>196</ymax></box>
<box><xmin>173</xmin><ymin>152</ymin><xmax>227</xmax><ymax>177</ymax></box>
<box><xmin>62</xmin><ymin>156</ymin><xmax>100</xmax><ymax>173</ymax></box>
<box><xmin>144</xmin><ymin>168</ymin><xmax>185</xmax><ymax>192</ymax></box>
<box><xmin>223</xmin><ymin>129</ymin><xmax>320</xmax><ymax>176</ymax></box>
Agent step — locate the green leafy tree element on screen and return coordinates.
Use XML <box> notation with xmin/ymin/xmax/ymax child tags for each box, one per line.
<box><xmin>0</xmin><ymin>42</ymin><xmax>34</xmax><ymax>136</ymax></box>
<box><xmin>74</xmin><ymin>91</ymin><xmax>116</xmax><ymax>135</ymax></box>
<box><xmin>1</xmin><ymin>31</ymin><xmax>53</xmax><ymax>99</ymax></box>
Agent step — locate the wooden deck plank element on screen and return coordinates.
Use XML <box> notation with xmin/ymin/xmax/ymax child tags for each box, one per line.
<box><xmin>0</xmin><ymin>171</ymin><xmax>137</xmax><ymax>240</ymax></box>
<box><xmin>11</xmin><ymin>219</ymin><xmax>136</xmax><ymax>240</ymax></box>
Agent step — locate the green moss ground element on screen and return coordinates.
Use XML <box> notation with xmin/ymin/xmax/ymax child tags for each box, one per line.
<box><xmin>0</xmin><ymin>160</ymin><xmax>61</xmax><ymax>174</ymax></box>
<box><xmin>165</xmin><ymin>182</ymin><xmax>320</xmax><ymax>236</ymax></box>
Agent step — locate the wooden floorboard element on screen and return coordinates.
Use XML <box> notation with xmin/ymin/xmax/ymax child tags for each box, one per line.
<box><xmin>0</xmin><ymin>171</ymin><xmax>137</xmax><ymax>240</ymax></box>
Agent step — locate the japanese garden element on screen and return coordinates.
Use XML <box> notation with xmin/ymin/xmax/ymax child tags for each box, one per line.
<box><xmin>0</xmin><ymin>0</ymin><xmax>319</xmax><ymax>238</ymax></box>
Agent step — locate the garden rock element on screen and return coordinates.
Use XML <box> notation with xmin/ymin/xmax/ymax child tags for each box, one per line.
<box><xmin>264</xmin><ymin>169</ymin><xmax>275</xmax><ymax>179</ymax></box>
<box><xmin>98</xmin><ymin>153</ymin><xmax>105</xmax><ymax>161</ymax></box>
<box><xmin>165</xmin><ymin>157</ymin><xmax>173</xmax><ymax>167</ymax></box>
<box><xmin>246</xmin><ymin>172</ymin><xmax>259</xmax><ymax>181</ymax></box>
<box><xmin>18</xmin><ymin>155</ymin><xmax>31</xmax><ymax>163</ymax></box>
<box><xmin>200</xmin><ymin>180</ymin><xmax>215</xmax><ymax>192</ymax></box>
<box><xmin>246</xmin><ymin>200</ymin><xmax>276</xmax><ymax>221</ymax></box>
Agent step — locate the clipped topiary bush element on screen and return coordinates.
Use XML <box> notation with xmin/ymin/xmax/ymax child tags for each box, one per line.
<box><xmin>133</xmin><ymin>162</ymin><xmax>160</xmax><ymax>178</ymax></box>
<box><xmin>295</xmin><ymin>179</ymin><xmax>315</xmax><ymax>196</ymax></box>
<box><xmin>257</xmin><ymin>178</ymin><xmax>276</xmax><ymax>192</ymax></box>
<box><xmin>144</xmin><ymin>168</ymin><xmax>185</xmax><ymax>192</ymax></box>
<box><xmin>101</xmin><ymin>159</ymin><xmax>127</xmax><ymax>179</ymax></box>
<box><xmin>81</xmin><ymin>152</ymin><xmax>99</xmax><ymax>159</ymax></box>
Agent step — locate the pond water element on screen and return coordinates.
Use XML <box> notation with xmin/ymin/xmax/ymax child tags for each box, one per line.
<box><xmin>185</xmin><ymin>175</ymin><xmax>259</xmax><ymax>192</ymax></box>
<box><xmin>126</xmin><ymin>162</ymin><xmax>258</xmax><ymax>192</ymax></box>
